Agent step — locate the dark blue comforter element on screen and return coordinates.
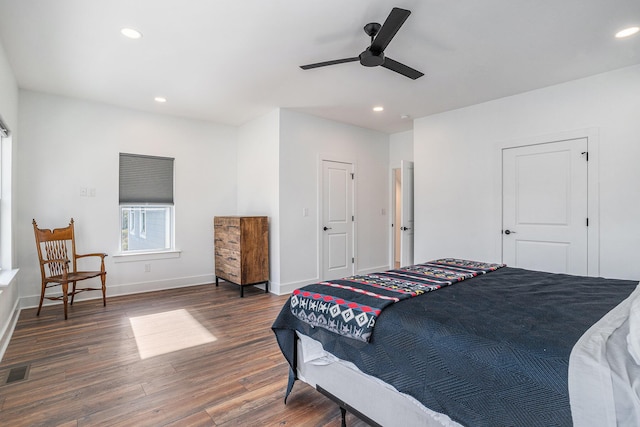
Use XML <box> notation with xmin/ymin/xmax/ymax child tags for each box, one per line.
<box><xmin>272</xmin><ymin>267</ymin><xmax>638</xmax><ymax>426</ymax></box>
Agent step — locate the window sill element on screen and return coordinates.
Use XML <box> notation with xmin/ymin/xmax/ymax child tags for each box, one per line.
<box><xmin>112</xmin><ymin>250</ymin><xmax>181</xmax><ymax>263</ymax></box>
<box><xmin>0</xmin><ymin>268</ymin><xmax>19</xmax><ymax>287</ymax></box>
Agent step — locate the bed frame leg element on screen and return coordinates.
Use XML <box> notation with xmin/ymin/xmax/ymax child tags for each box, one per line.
<box><xmin>316</xmin><ymin>385</ymin><xmax>382</xmax><ymax>427</ymax></box>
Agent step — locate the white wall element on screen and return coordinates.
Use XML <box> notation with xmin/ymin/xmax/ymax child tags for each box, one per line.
<box><xmin>278</xmin><ymin>109</ymin><xmax>390</xmax><ymax>293</ymax></box>
<box><xmin>389</xmin><ymin>129</ymin><xmax>413</xmax><ymax>168</ymax></box>
<box><xmin>414</xmin><ymin>64</ymin><xmax>640</xmax><ymax>280</ymax></box>
<box><xmin>17</xmin><ymin>91</ymin><xmax>238</xmax><ymax>305</ymax></box>
<box><xmin>237</xmin><ymin>109</ymin><xmax>281</xmax><ymax>287</ymax></box>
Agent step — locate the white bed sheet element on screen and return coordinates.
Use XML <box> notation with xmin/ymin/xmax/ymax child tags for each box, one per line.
<box><xmin>296</xmin><ymin>332</ymin><xmax>462</xmax><ymax>427</ymax></box>
<box><xmin>569</xmin><ymin>282</ymin><xmax>640</xmax><ymax>426</ymax></box>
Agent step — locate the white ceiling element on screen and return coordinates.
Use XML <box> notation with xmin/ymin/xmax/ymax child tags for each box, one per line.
<box><xmin>1</xmin><ymin>0</ymin><xmax>639</xmax><ymax>134</ymax></box>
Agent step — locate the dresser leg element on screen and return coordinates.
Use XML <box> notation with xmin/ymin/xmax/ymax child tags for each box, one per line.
<box><xmin>265</xmin><ymin>281</ymin><xmax>269</xmax><ymax>293</ymax></box>
<box><xmin>215</xmin><ymin>276</ymin><xmax>219</xmax><ymax>287</ymax></box>
<box><xmin>240</xmin><ymin>285</ymin><xmax>244</xmax><ymax>298</ymax></box>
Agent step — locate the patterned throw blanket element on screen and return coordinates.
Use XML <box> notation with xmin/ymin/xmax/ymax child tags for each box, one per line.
<box><xmin>290</xmin><ymin>258</ymin><xmax>505</xmax><ymax>342</ymax></box>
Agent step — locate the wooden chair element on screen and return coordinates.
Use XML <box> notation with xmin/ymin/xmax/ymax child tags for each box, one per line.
<box><xmin>32</xmin><ymin>218</ymin><xmax>107</xmax><ymax>319</ymax></box>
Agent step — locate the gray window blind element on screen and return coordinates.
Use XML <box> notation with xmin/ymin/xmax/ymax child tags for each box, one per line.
<box><xmin>119</xmin><ymin>153</ymin><xmax>174</xmax><ymax>204</ymax></box>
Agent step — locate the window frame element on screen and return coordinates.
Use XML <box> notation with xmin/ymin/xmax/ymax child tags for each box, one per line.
<box><xmin>139</xmin><ymin>210</ymin><xmax>146</xmax><ymax>239</ymax></box>
<box><xmin>129</xmin><ymin>209</ymin><xmax>136</xmax><ymax>236</ymax></box>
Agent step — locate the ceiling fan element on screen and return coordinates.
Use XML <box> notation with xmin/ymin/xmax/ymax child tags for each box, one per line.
<box><xmin>300</xmin><ymin>7</ymin><xmax>424</xmax><ymax>80</ymax></box>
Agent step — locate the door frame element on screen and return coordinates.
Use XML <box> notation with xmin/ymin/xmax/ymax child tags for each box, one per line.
<box><xmin>400</xmin><ymin>160</ymin><xmax>414</xmax><ymax>267</ymax></box>
<box><xmin>318</xmin><ymin>156</ymin><xmax>356</xmax><ymax>280</ymax></box>
<box><xmin>495</xmin><ymin>127</ymin><xmax>600</xmax><ymax>276</ymax></box>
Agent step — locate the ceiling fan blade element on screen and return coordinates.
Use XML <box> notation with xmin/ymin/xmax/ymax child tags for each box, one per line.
<box><xmin>300</xmin><ymin>57</ymin><xmax>359</xmax><ymax>70</ymax></box>
<box><xmin>381</xmin><ymin>57</ymin><xmax>424</xmax><ymax>80</ymax></box>
<box><xmin>370</xmin><ymin>7</ymin><xmax>411</xmax><ymax>53</ymax></box>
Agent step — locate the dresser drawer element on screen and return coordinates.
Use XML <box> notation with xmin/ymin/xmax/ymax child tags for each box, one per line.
<box><xmin>215</xmin><ymin>262</ymin><xmax>240</xmax><ymax>283</ymax></box>
<box><xmin>215</xmin><ymin>247</ymin><xmax>240</xmax><ymax>266</ymax></box>
<box><xmin>214</xmin><ymin>225</ymin><xmax>240</xmax><ymax>251</ymax></box>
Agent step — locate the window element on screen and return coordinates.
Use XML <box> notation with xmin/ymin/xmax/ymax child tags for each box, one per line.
<box><xmin>0</xmin><ymin>115</ymin><xmax>10</xmax><ymax>271</ymax></box>
<box><xmin>119</xmin><ymin>153</ymin><xmax>174</xmax><ymax>253</ymax></box>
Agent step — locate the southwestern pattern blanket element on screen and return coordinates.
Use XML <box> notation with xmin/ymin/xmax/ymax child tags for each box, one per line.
<box><xmin>290</xmin><ymin>258</ymin><xmax>505</xmax><ymax>342</ymax></box>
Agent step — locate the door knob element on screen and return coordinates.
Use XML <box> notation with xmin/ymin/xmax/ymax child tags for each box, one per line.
<box><xmin>323</xmin><ymin>226</ymin><xmax>332</xmax><ymax>231</ymax></box>
<box><xmin>504</xmin><ymin>229</ymin><xmax>517</xmax><ymax>235</ymax></box>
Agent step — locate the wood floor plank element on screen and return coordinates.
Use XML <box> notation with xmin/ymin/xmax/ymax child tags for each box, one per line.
<box><xmin>0</xmin><ymin>283</ymin><xmax>372</xmax><ymax>426</ymax></box>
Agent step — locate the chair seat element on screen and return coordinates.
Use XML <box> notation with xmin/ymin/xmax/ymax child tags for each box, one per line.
<box><xmin>46</xmin><ymin>271</ymin><xmax>104</xmax><ymax>283</ymax></box>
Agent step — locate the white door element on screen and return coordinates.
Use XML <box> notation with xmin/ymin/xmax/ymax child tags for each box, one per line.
<box><xmin>502</xmin><ymin>138</ymin><xmax>588</xmax><ymax>274</ymax></box>
<box><xmin>322</xmin><ymin>160</ymin><xmax>354</xmax><ymax>280</ymax></box>
<box><xmin>400</xmin><ymin>160</ymin><xmax>414</xmax><ymax>267</ymax></box>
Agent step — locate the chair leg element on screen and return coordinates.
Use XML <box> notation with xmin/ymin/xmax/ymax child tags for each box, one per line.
<box><xmin>101</xmin><ymin>273</ymin><xmax>107</xmax><ymax>307</ymax></box>
<box><xmin>70</xmin><ymin>281</ymin><xmax>77</xmax><ymax>305</ymax></box>
<box><xmin>36</xmin><ymin>282</ymin><xmax>45</xmax><ymax>316</ymax></box>
<box><xmin>62</xmin><ymin>282</ymin><xmax>69</xmax><ymax>320</ymax></box>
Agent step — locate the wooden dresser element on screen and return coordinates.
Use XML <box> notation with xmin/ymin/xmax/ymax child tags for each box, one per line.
<box><xmin>214</xmin><ymin>216</ymin><xmax>269</xmax><ymax>297</ymax></box>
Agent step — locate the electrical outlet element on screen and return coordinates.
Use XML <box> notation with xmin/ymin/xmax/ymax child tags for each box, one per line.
<box><xmin>80</xmin><ymin>187</ymin><xmax>87</xmax><ymax>197</ymax></box>
<box><xmin>144</xmin><ymin>264</ymin><xmax>151</xmax><ymax>273</ymax></box>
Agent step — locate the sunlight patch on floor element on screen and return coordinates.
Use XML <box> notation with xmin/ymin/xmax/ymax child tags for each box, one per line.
<box><xmin>129</xmin><ymin>309</ymin><xmax>217</xmax><ymax>359</ymax></box>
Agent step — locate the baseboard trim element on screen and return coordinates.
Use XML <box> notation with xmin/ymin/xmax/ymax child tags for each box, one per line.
<box><xmin>107</xmin><ymin>274</ymin><xmax>216</xmax><ymax>298</ymax></box>
<box><xmin>275</xmin><ymin>277</ymin><xmax>319</xmax><ymax>295</ymax></box>
<box><xmin>18</xmin><ymin>274</ymin><xmax>217</xmax><ymax>309</ymax></box>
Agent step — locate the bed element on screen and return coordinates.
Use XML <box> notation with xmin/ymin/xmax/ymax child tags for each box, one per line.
<box><xmin>271</xmin><ymin>259</ymin><xmax>640</xmax><ymax>426</ymax></box>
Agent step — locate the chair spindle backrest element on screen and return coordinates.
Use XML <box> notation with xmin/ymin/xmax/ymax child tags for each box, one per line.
<box><xmin>43</xmin><ymin>240</ymin><xmax>70</xmax><ymax>276</ymax></box>
<box><xmin>33</xmin><ymin>219</ymin><xmax>77</xmax><ymax>276</ymax></box>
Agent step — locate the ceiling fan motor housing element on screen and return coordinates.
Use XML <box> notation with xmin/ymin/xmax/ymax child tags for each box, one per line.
<box><xmin>359</xmin><ymin>49</ymin><xmax>385</xmax><ymax>67</ymax></box>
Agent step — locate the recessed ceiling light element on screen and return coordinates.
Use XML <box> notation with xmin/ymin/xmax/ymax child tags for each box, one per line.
<box><xmin>373</xmin><ymin>106</ymin><xmax>384</xmax><ymax>112</ymax></box>
<box><xmin>121</xmin><ymin>28</ymin><xmax>143</xmax><ymax>39</ymax></box>
<box><xmin>154</xmin><ymin>97</ymin><xmax>167</xmax><ymax>103</ymax></box>
<box><xmin>615</xmin><ymin>26</ymin><xmax>639</xmax><ymax>38</ymax></box>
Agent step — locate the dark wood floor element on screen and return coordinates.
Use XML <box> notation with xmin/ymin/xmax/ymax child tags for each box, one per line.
<box><xmin>0</xmin><ymin>282</ymin><xmax>370</xmax><ymax>426</ymax></box>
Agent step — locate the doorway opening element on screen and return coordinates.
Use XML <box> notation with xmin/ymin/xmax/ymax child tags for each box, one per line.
<box><xmin>391</xmin><ymin>160</ymin><xmax>414</xmax><ymax>269</ymax></box>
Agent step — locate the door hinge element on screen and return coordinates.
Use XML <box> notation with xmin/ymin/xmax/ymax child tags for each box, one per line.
<box><xmin>352</xmin><ymin>257</ymin><xmax>355</xmax><ymax>264</ymax></box>
<box><xmin>586</xmin><ymin>218</ymin><xmax>589</xmax><ymax>227</ymax></box>
<box><xmin>581</xmin><ymin>151</ymin><xmax>589</xmax><ymax>161</ymax></box>
<box><xmin>351</xmin><ymin>173</ymin><xmax>355</xmax><ymax>180</ymax></box>
<box><xmin>352</xmin><ymin>215</ymin><xmax>354</xmax><ymax>221</ymax></box>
